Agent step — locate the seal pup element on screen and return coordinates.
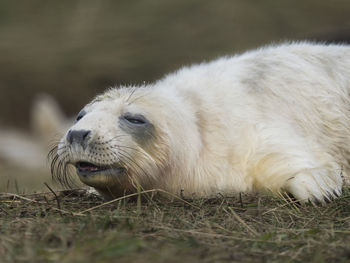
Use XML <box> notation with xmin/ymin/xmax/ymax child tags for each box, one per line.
<box><xmin>51</xmin><ymin>42</ymin><xmax>350</xmax><ymax>203</ymax></box>
<box><xmin>0</xmin><ymin>94</ymin><xmax>71</xmax><ymax>170</ymax></box>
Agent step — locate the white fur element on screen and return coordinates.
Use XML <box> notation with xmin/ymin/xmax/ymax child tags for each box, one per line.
<box><xmin>59</xmin><ymin>42</ymin><xmax>350</xmax><ymax>202</ymax></box>
<box><xmin>0</xmin><ymin>94</ymin><xmax>71</xmax><ymax>170</ymax></box>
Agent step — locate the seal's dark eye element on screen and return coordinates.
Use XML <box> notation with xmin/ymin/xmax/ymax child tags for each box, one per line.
<box><xmin>76</xmin><ymin>109</ymin><xmax>86</xmax><ymax>122</ymax></box>
<box><xmin>122</xmin><ymin>113</ymin><xmax>148</xmax><ymax>125</ymax></box>
<box><xmin>119</xmin><ymin>113</ymin><xmax>153</xmax><ymax>137</ymax></box>
<box><xmin>124</xmin><ymin>116</ymin><xmax>146</xmax><ymax>125</ymax></box>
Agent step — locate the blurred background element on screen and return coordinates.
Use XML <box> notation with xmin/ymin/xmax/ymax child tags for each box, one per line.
<box><xmin>1</xmin><ymin>0</ymin><xmax>350</xmax><ymax>193</ymax></box>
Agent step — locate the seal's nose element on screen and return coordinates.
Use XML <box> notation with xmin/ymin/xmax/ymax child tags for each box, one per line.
<box><xmin>67</xmin><ymin>130</ymin><xmax>91</xmax><ymax>146</ymax></box>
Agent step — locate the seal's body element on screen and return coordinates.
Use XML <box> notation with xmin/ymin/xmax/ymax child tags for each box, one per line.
<box><xmin>53</xmin><ymin>42</ymin><xmax>350</xmax><ymax>203</ymax></box>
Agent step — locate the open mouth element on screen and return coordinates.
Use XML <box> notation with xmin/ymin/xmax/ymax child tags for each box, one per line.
<box><xmin>76</xmin><ymin>161</ymin><xmax>107</xmax><ymax>173</ymax></box>
<box><xmin>75</xmin><ymin>161</ymin><xmax>125</xmax><ymax>177</ymax></box>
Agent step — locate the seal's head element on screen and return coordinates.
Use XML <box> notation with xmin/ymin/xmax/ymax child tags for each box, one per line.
<box><xmin>49</xmin><ymin>86</ymin><xmax>201</xmax><ymax>199</ymax></box>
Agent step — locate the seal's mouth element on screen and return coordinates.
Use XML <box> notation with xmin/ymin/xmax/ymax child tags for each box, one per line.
<box><xmin>76</xmin><ymin>161</ymin><xmax>107</xmax><ymax>174</ymax></box>
<box><xmin>74</xmin><ymin>160</ymin><xmax>127</xmax><ymax>189</ymax></box>
<box><xmin>75</xmin><ymin>161</ymin><xmax>125</xmax><ymax>177</ymax></box>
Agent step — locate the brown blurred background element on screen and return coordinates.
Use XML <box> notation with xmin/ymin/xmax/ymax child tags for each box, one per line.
<box><xmin>1</xmin><ymin>0</ymin><xmax>350</xmax><ymax>192</ymax></box>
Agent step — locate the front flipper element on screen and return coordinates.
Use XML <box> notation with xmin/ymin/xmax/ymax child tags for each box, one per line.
<box><xmin>284</xmin><ymin>168</ymin><xmax>342</xmax><ymax>204</ymax></box>
<box><xmin>245</xmin><ymin>125</ymin><xmax>344</xmax><ymax>204</ymax></box>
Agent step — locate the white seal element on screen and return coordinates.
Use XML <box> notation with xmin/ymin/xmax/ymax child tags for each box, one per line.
<box><xmin>51</xmin><ymin>42</ymin><xmax>350</xmax><ymax>203</ymax></box>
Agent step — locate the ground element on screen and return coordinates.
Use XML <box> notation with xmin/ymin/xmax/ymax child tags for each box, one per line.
<box><xmin>1</xmin><ymin>188</ymin><xmax>350</xmax><ymax>263</ymax></box>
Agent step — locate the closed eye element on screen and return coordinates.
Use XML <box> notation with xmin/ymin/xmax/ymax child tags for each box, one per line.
<box><xmin>124</xmin><ymin>116</ymin><xmax>146</xmax><ymax>125</ymax></box>
<box><xmin>121</xmin><ymin>113</ymin><xmax>148</xmax><ymax>125</ymax></box>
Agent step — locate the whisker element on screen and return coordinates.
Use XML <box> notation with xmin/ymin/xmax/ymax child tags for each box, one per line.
<box><xmin>118</xmin><ymin>146</ymin><xmax>159</xmax><ymax>169</ymax></box>
<box><xmin>106</xmin><ymin>164</ymin><xmax>123</xmax><ymax>187</ymax></box>
<box><xmin>48</xmin><ymin>141</ymin><xmax>78</xmax><ymax>189</ymax></box>
<box><xmin>116</xmin><ymin>150</ymin><xmax>154</xmax><ymax>182</ymax></box>
<box><xmin>104</xmin><ymin>135</ymin><xmax>130</xmax><ymax>144</ymax></box>
<box><xmin>127</xmin><ymin>88</ymin><xmax>152</xmax><ymax>105</ymax></box>
<box><xmin>125</xmin><ymin>86</ymin><xmax>138</xmax><ymax>104</ymax></box>
<box><xmin>113</xmin><ymin>145</ymin><xmax>150</xmax><ymax>156</ymax></box>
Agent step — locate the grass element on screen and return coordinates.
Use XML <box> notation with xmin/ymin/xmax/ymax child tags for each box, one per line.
<box><xmin>1</xmin><ymin>2</ymin><xmax>350</xmax><ymax>262</ymax></box>
<box><xmin>1</xmin><ymin>188</ymin><xmax>350</xmax><ymax>262</ymax></box>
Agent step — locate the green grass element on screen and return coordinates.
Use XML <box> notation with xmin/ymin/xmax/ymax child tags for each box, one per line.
<box><xmin>1</xmin><ymin>188</ymin><xmax>350</xmax><ymax>263</ymax></box>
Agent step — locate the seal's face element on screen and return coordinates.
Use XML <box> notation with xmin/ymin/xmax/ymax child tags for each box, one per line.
<box><xmin>51</xmin><ymin>88</ymin><xmax>168</xmax><ymax>199</ymax></box>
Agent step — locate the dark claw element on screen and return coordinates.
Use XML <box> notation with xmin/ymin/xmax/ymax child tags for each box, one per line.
<box><xmin>333</xmin><ymin>190</ymin><xmax>340</xmax><ymax>198</ymax></box>
<box><xmin>324</xmin><ymin>196</ymin><xmax>331</xmax><ymax>204</ymax></box>
<box><xmin>312</xmin><ymin>198</ymin><xmax>322</xmax><ymax>206</ymax></box>
<box><xmin>324</xmin><ymin>191</ymin><xmax>334</xmax><ymax>203</ymax></box>
<box><xmin>285</xmin><ymin>192</ymin><xmax>297</xmax><ymax>201</ymax></box>
<box><xmin>285</xmin><ymin>192</ymin><xmax>301</xmax><ymax>206</ymax></box>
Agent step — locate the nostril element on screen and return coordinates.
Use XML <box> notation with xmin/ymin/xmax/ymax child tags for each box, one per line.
<box><xmin>67</xmin><ymin>130</ymin><xmax>91</xmax><ymax>146</ymax></box>
<box><xmin>82</xmin><ymin>130</ymin><xmax>91</xmax><ymax>141</ymax></box>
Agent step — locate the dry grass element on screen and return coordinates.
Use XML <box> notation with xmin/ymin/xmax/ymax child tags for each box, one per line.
<box><xmin>1</xmin><ymin>188</ymin><xmax>350</xmax><ymax>263</ymax></box>
<box><xmin>2</xmin><ymin>2</ymin><xmax>350</xmax><ymax>262</ymax></box>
